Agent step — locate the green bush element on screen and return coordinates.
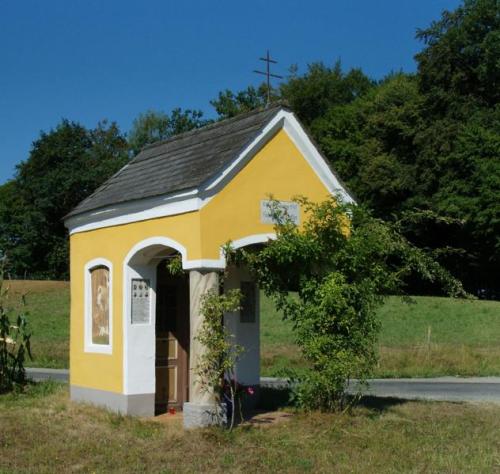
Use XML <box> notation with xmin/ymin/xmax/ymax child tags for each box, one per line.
<box><xmin>238</xmin><ymin>197</ymin><xmax>466</xmax><ymax>411</ymax></box>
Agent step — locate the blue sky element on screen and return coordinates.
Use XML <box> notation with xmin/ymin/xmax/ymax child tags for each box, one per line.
<box><xmin>0</xmin><ymin>0</ymin><xmax>460</xmax><ymax>184</ymax></box>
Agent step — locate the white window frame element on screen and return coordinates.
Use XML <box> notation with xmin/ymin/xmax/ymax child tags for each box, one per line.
<box><xmin>84</xmin><ymin>258</ymin><xmax>113</xmax><ymax>354</ymax></box>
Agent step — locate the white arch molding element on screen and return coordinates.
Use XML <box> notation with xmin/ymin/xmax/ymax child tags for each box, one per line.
<box><xmin>123</xmin><ymin>236</ymin><xmax>188</xmax><ymax>266</ymax></box>
<box><xmin>230</xmin><ymin>233</ymin><xmax>276</xmax><ymax>250</ymax></box>
<box><xmin>184</xmin><ymin>233</ymin><xmax>278</xmax><ymax>270</ymax></box>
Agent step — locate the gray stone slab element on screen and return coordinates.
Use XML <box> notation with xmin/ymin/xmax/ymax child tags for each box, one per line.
<box><xmin>26</xmin><ymin>367</ymin><xmax>69</xmax><ymax>382</ymax></box>
<box><xmin>183</xmin><ymin>402</ymin><xmax>227</xmax><ymax>429</ymax></box>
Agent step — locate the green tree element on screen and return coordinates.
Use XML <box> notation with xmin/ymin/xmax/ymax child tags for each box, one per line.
<box><xmin>210</xmin><ymin>83</ymin><xmax>275</xmax><ymax>119</ymax></box>
<box><xmin>433</xmin><ymin>108</ymin><xmax>500</xmax><ymax>289</ymax></box>
<box><xmin>128</xmin><ymin>108</ymin><xmax>207</xmax><ymax>154</ymax></box>
<box><xmin>0</xmin><ymin>120</ymin><xmax>128</xmax><ymax>279</ymax></box>
<box><xmin>280</xmin><ymin>61</ymin><xmax>374</xmax><ymax>125</ymax></box>
<box><xmin>310</xmin><ymin>73</ymin><xmax>421</xmax><ymax>215</ymax></box>
<box><xmin>416</xmin><ymin>0</ymin><xmax>500</xmax><ymax>109</ymax></box>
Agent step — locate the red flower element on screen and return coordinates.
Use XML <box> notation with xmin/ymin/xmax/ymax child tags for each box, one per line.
<box><xmin>246</xmin><ymin>386</ymin><xmax>255</xmax><ymax>396</ymax></box>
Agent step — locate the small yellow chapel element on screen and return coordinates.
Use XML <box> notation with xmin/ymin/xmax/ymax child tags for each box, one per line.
<box><xmin>64</xmin><ymin>105</ymin><xmax>354</xmax><ymax>428</ymax></box>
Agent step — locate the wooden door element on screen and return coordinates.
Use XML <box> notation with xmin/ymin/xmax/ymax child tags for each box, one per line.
<box><xmin>155</xmin><ymin>262</ymin><xmax>189</xmax><ymax>414</ymax></box>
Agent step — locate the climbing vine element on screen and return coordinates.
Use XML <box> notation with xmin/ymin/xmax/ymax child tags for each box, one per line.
<box><xmin>194</xmin><ymin>287</ymin><xmax>245</xmax><ymax>429</ymax></box>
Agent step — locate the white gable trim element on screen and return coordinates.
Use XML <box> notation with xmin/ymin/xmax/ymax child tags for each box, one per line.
<box><xmin>65</xmin><ymin>109</ymin><xmax>354</xmax><ymax>235</ymax></box>
<box><xmin>282</xmin><ymin>112</ymin><xmax>354</xmax><ymax>204</ymax></box>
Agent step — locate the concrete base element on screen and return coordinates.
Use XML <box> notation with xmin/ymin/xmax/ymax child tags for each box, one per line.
<box><xmin>70</xmin><ymin>385</ymin><xmax>154</xmax><ymax>416</ymax></box>
<box><xmin>183</xmin><ymin>402</ymin><xmax>227</xmax><ymax>429</ymax></box>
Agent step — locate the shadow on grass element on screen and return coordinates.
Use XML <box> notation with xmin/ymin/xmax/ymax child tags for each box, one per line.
<box><xmin>354</xmin><ymin>395</ymin><xmax>409</xmax><ymax>413</ymax></box>
<box><xmin>257</xmin><ymin>385</ymin><xmax>412</xmax><ymax>415</ymax></box>
<box><xmin>257</xmin><ymin>386</ymin><xmax>294</xmax><ymax>411</ymax></box>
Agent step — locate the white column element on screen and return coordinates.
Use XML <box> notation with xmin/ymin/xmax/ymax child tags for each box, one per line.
<box><xmin>188</xmin><ymin>269</ymin><xmax>219</xmax><ymax>404</ymax></box>
<box><xmin>184</xmin><ymin>269</ymin><xmax>224</xmax><ymax>428</ymax></box>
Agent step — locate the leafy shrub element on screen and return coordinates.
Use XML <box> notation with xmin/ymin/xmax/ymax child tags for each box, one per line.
<box><xmin>0</xmin><ymin>258</ymin><xmax>32</xmax><ymax>393</ymax></box>
<box><xmin>238</xmin><ymin>197</ymin><xmax>466</xmax><ymax>411</ymax></box>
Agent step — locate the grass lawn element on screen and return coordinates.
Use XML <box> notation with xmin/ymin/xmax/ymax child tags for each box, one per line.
<box><xmin>4</xmin><ymin>280</ymin><xmax>500</xmax><ymax>377</ymax></box>
<box><xmin>261</xmin><ymin>294</ymin><xmax>500</xmax><ymax>378</ymax></box>
<box><xmin>4</xmin><ymin>280</ymin><xmax>69</xmax><ymax>369</ymax></box>
<box><xmin>1</xmin><ymin>382</ymin><xmax>500</xmax><ymax>473</ymax></box>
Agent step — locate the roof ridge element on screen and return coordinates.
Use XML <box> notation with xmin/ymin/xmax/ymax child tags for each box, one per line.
<box><xmin>139</xmin><ymin>103</ymin><xmax>286</xmax><ymax>153</ymax></box>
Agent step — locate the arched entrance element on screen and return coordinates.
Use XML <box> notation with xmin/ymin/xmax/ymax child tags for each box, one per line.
<box><xmin>123</xmin><ymin>237</ymin><xmax>189</xmax><ymax>417</ymax></box>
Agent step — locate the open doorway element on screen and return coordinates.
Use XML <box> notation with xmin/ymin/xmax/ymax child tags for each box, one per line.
<box><xmin>154</xmin><ymin>260</ymin><xmax>190</xmax><ymax>415</ymax></box>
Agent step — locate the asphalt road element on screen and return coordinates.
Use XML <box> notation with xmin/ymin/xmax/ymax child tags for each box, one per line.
<box><xmin>27</xmin><ymin>369</ymin><xmax>500</xmax><ymax>403</ymax></box>
<box><xmin>260</xmin><ymin>376</ymin><xmax>500</xmax><ymax>403</ymax></box>
<box><xmin>349</xmin><ymin>377</ymin><xmax>500</xmax><ymax>403</ymax></box>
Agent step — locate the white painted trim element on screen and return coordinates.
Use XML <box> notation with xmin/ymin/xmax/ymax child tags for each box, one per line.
<box><xmin>65</xmin><ymin>108</ymin><xmax>355</xmax><ymax>235</ymax></box>
<box><xmin>66</xmin><ymin>193</ymin><xmax>209</xmax><ymax>235</ymax></box>
<box><xmin>84</xmin><ymin>258</ymin><xmax>113</xmax><ymax>355</ymax></box>
<box><xmin>123</xmin><ymin>236</ymin><xmax>188</xmax><ymax>267</ymax></box>
<box><xmin>203</xmin><ymin>115</ymin><xmax>285</xmax><ymax>193</ymax></box>
<box><xmin>183</xmin><ymin>259</ymin><xmax>226</xmax><ymax>270</ymax></box>
<box><xmin>231</xmin><ymin>233</ymin><xmax>276</xmax><ymax>249</ymax></box>
<box><xmin>281</xmin><ymin>111</ymin><xmax>355</xmax><ymax>204</ymax></box>
<box><xmin>184</xmin><ymin>233</ymin><xmax>277</xmax><ymax>271</ymax></box>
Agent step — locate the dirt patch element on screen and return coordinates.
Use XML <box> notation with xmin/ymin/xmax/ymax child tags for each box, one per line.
<box><xmin>150</xmin><ymin>409</ymin><xmax>293</xmax><ymax>429</ymax></box>
<box><xmin>3</xmin><ymin>280</ymin><xmax>69</xmax><ymax>295</ymax></box>
<box><xmin>243</xmin><ymin>410</ymin><xmax>294</xmax><ymax>427</ymax></box>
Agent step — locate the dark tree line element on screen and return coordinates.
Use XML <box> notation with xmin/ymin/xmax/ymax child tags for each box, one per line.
<box><xmin>0</xmin><ymin>0</ymin><xmax>498</xmax><ymax>295</ymax></box>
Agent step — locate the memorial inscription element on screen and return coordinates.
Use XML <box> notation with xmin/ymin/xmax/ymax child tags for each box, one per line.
<box><xmin>131</xmin><ymin>278</ymin><xmax>150</xmax><ymax>324</ymax></box>
<box><xmin>260</xmin><ymin>200</ymin><xmax>300</xmax><ymax>225</ymax></box>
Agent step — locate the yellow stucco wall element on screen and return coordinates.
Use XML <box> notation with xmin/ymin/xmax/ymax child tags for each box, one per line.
<box><xmin>69</xmin><ymin>128</ymin><xmax>331</xmax><ymax>394</ymax></box>
<box><xmin>199</xmin><ymin>129</ymin><xmax>331</xmax><ymax>258</ymax></box>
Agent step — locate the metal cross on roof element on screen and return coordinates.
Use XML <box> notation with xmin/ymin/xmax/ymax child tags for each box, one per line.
<box><xmin>253</xmin><ymin>50</ymin><xmax>283</xmax><ymax>105</ymax></box>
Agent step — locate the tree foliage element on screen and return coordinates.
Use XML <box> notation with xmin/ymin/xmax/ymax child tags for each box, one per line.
<box><xmin>281</xmin><ymin>61</ymin><xmax>374</xmax><ymax>125</ymax></box>
<box><xmin>213</xmin><ymin>0</ymin><xmax>498</xmax><ymax>294</ymax></box>
<box><xmin>0</xmin><ymin>120</ymin><xmax>128</xmax><ymax>279</ymax></box>
<box><xmin>128</xmin><ymin>108</ymin><xmax>208</xmax><ymax>154</ymax></box>
<box><xmin>416</xmin><ymin>0</ymin><xmax>500</xmax><ymax>108</ymax></box>
<box><xmin>210</xmin><ymin>84</ymin><xmax>274</xmax><ymax>119</ymax></box>
<box><xmin>0</xmin><ymin>0</ymin><xmax>497</xmax><ymax>291</ymax></box>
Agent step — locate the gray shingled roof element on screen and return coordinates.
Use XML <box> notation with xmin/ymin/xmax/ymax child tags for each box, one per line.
<box><xmin>67</xmin><ymin>105</ymin><xmax>284</xmax><ymax>218</ymax></box>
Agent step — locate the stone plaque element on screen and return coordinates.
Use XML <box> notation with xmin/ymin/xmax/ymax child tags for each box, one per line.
<box><xmin>260</xmin><ymin>200</ymin><xmax>300</xmax><ymax>225</ymax></box>
<box><xmin>131</xmin><ymin>278</ymin><xmax>150</xmax><ymax>324</ymax></box>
